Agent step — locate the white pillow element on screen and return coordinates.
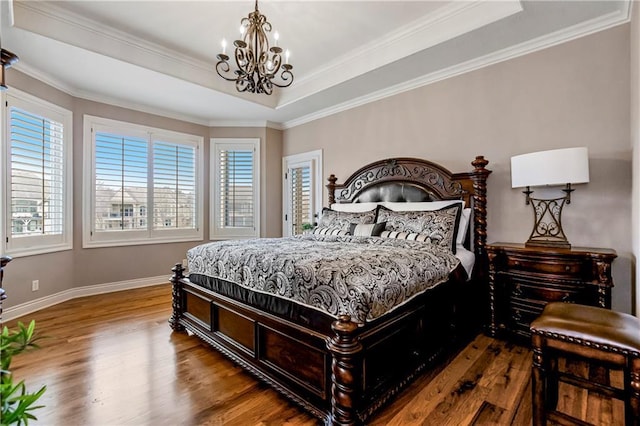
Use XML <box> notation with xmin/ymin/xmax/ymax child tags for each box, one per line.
<box><xmin>330</xmin><ymin>202</ymin><xmax>380</xmax><ymax>213</ymax></box>
<box><xmin>349</xmin><ymin>222</ymin><xmax>386</xmax><ymax>237</ymax></box>
<box><xmin>457</xmin><ymin>208</ymin><xmax>471</xmax><ymax>246</ymax></box>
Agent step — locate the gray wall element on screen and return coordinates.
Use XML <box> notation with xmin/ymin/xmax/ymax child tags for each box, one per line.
<box><xmin>283</xmin><ymin>24</ymin><xmax>633</xmax><ymax>313</ymax></box>
<box><xmin>3</xmin><ymin>73</ymin><xmax>283</xmax><ymax>309</ymax></box>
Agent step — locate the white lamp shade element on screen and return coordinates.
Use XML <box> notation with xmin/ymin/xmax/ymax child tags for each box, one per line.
<box><xmin>511</xmin><ymin>147</ymin><xmax>590</xmax><ymax>188</ymax></box>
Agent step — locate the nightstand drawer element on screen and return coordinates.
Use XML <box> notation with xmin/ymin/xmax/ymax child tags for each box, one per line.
<box><xmin>506</xmin><ymin>255</ymin><xmax>583</xmax><ymax>276</ymax></box>
<box><xmin>508</xmin><ymin>276</ymin><xmax>586</xmax><ymax>304</ymax></box>
<box><xmin>508</xmin><ymin>299</ymin><xmax>545</xmax><ymax>336</ymax></box>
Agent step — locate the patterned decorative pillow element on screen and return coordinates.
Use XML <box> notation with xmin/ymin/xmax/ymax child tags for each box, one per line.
<box><xmin>377</xmin><ymin>204</ymin><xmax>461</xmax><ymax>253</ymax></box>
<box><xmin>349</xmin><ymin>222</ymin><xmax>386</xmax><ymax>237</ymax></box>
<box><xmin>312</xmin><ymin>227</ymin><xmax>350</xmax><ymax>236</ymax></box>
<box><xmin>317</xmin><ymin>207</ymin><xmax>377</xmax><ymax>232</ymax></box>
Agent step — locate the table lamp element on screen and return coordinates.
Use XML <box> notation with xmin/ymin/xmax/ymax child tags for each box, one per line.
<box><xmin>511</xmin><ymin>147</ymin><xmax>589</xmax><ymax>249</ymax></box>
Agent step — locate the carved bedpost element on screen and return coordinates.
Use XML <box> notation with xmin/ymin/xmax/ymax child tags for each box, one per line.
<box><xmin>470</xmin><ymin>156</ymin><xmax>491</xmax><ymax>258</ymax></box>
<box><xmin>327</xmin><ymin>174</ymin><xmax>338</xmax><ymax>205</ymax></box>
<box><xmin>327</xmin><ymin>315</ymin><xmax>362</xmax><ymax>426</ymax></box>
<box><xmin>486</xmin><ymin>250</ymin><xmax>498</xmax><ymax>337</ymax></box>
<box><xmin>168</xmin><ymin>263</ymin><xmax>186</xmax><ymax>332</ymax></box>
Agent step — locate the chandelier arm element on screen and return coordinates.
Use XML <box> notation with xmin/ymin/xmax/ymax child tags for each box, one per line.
<box><xmin>271</xmin><ymin>68</ymin><xmax>294</xmax><ymax>88</ymax></box>
<box><xmin>215</xmin><ymin>57</ymin><xmax>240</xmax><ymax>82</ymax></box>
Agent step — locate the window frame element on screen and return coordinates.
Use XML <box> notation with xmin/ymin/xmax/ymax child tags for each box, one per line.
<box><xmin>1</xmin><ymin>89</ymin><xmax>73</xmax><ymax>257</ymax></box>
<box><xmin>282</xmin><ymin>150</ymin><xmax>323</xmax><ymax>237</ymax></box>
<box><xmin>210</xmin><ymin>138</ymin><xmax>261</xmax><ymax>240</ymax></box>
<box><xmin>83</xmin><ymin>115</ymin><xmax>204</xmax><ymax>248</ymax></box>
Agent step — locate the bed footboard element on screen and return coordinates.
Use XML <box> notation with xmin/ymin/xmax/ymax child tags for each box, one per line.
<box><xmin>169</xmin><ymin>264</ymin><xmax>460</xmax><ymax>425</ymax></box>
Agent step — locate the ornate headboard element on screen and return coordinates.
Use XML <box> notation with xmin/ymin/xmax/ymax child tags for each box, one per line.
<box><xmin>326</xmin><ymin>156</ymin><xmax>491</xmax><ymax>257</ymax></box>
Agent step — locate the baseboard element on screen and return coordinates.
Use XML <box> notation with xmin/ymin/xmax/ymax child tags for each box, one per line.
<box><xmin>2</xmin><ymin>275</ymin><xmax>170</xmax><ymax>322</ymax></box>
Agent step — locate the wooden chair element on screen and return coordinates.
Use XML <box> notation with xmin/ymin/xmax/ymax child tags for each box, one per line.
<box><xmin>530</xmin><ymin>302</ymin><xmax>640</xmax><ymax>425</ymax></box>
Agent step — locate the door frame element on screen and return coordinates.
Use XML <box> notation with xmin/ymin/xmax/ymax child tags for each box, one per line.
<box><xmin>282</xmin><ymin>150</ymin><xmax>323</xmax><ymax>237</ymax></box>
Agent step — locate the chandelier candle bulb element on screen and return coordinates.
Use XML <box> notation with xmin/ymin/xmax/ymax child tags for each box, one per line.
<box><xmin>285</xmin><ymin>50</ymin><xmax>290</xmax><ymax>64</ymax></box>
<box><xmin>221</xmin><ymin>39</ymin><xmax>227</xmax><ymax>55</ymax></box>
<box><xmin>274</xmin><ymin>31</ymin><xmax>279</xmax><ymax>46</ymax></box>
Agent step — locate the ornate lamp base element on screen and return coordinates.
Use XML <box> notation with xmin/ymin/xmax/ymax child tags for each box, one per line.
<box><xmin>523</xmin><ymin>184</ymin><xmax>573</xmax><ymax>249</ymax></box>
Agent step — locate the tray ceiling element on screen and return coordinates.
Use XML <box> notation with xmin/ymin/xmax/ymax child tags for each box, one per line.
<box><xmin>1</xmin><ymin>0</ymin><xmax>632</xmax><ymax>128</ymax></box>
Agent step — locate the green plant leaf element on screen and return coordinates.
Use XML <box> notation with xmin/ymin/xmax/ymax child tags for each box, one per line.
<box><xmin>0</xmin><ymin>322</ymin><xmax>46</xmax><ymax>425</ymax></box>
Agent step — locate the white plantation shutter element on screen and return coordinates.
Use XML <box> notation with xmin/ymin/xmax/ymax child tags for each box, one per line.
<box><xmin>289</xmin><ymin>165</ymin><xmax>311</xmax><ymax>235</ymax></box>
<box><xmin>219</xmin><ymin>149</ymin><xmax>254</xmax><ymax>228</ymax></box>
<box><xmin>10</xmin><ymin>108</ymin><xmax>65</xmax><ymax>236</ymax></box>
<box><xmin>94</xmin><ymin>131</ymin><xmax>148</xmax><ymax>231</ymax></box>
<box><xmin>84</xmin><ymin>116</ymin><xmax>203</xmax><ymax>247</ymax></box>
<box><xmin>211</xmin><ymin>139</ymin><xmax>260</xmax><ymax>239</ymax></box>
<box><xmin>153</xmin><ymin>140</ymin><xmax>196</xmax><ymax>230</ymax></box>
<box><xmin>282</xmin><ymin>150</ymin><xmax>322</xmax><ymax>238</ymax></box>
<box><xmin>3</xmin><ymin>91</ymin><xmax>73</xmax><ymax>257</ymax></box>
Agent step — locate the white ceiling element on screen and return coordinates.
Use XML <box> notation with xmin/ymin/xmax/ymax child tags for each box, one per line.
<box><xmin>1</xmin><ymin>0</ymin><xmax>632</xmax><ymax>129</ymax></box>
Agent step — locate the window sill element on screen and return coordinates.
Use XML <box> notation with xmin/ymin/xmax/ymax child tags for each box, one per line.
<box><xmin>83</xmin><ymin>234</ymin><xmax>204</xmax><ymax>249</ymax></box>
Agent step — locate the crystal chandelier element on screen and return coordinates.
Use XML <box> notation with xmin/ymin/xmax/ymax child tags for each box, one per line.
<box><xmin>216</xmin><ymin>0</ymin><xmax>293</xmax><ymax>95</ymax></box>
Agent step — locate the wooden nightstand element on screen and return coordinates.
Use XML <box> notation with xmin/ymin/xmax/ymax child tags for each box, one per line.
<box><xmin>486</xmin><ymin>243</ymin><xmax>616</xmax><ymax>341</ymax></box>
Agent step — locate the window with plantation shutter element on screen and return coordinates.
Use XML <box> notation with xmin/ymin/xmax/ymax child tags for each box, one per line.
<box><xmin>84</xmin><ymin>116</ymin><xmax>203</xmax><ymax>247</ymax></box>
<box><xmin>94</xmin><ymin>131</ymin><xmax>148</xmax><ymax>232</ymax></box>
<box><xmin>153</xmin><ymin>141</ymin><xmax>196</xmax><ymax>230</ymax></box>
<box><xmin>211</xmin><ymin>139</ymin><xmax>260</xmax><ymax>239</ymax></box>
<box><xmin>289</xmin><ymin>165</ymin><xmax>311</xmax><ymax>235</ymax></box>
<box><xmin>2</xmin><ymin>90</ymin><xmax>73</xmax><ymax>257</ymax></box>
<box><xmin>282</xmin><ymin>150</ymin><xmax>322</xmax><ymax>237</ymax></box>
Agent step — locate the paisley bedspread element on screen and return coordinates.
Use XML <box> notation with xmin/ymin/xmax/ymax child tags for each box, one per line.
<box><xmin>187</xmin><ymin>234</ymin><xmax>461</xmax><ymax>324</ymax></box>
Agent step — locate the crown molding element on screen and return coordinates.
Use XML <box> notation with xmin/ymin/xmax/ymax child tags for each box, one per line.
<box><xmin>13</xmin><ymin>1</ymin><xmax>211</xmax><ymax>72</ymax></box>
<box><xmin>282</xmin><ymin>7</ymin><xmax>630</xmax><ymax>130</ymax></box>
<box><xmin>73</xmin><ymin>88</ymin><xmax>212</xmax><ymax>128</ymax></box>
<box><xmin>12</xmin><ymin>0</ymin><xmax>524</xmax><ymax>110</ymax></box>
<box><xmin>208</xmin><ymin>120</ymin><xmax>283</xmax><ymax>130</ymax></box>
<box><xmin>9</xmin><ymin>0</ymin><xmax>632</xmax><ymax>131</ymax></box>
<box><xmin>13</xmin><ymin>61</ymin><xmax>78</xmax><ymax>98</ymax></box>
<box><xmin>12</xmin><ymin>0</ymin><xmax>277</xmax><ymax>110</ymax></box>
<box><xmin>15</xmin><ymin>62</ymin><xmax>281</xmax><ymax>129</ymax></box>
<box><xmin>277</xmin><ymin>0</ymin><xmax>523</xmax><ymax>108</ymax></box>
<box><xmin>13</xmin><ymin>62</ymin><xmax>211</xmax><ymax>127</ymax></box>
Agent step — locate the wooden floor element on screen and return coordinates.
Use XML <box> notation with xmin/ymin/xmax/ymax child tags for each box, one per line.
<box><xmin>4</xmin><ymin>284</ymin><xmax>625</xmax><ymax>425</ymax></box>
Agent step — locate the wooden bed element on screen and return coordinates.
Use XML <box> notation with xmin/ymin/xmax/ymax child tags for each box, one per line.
<box><xmin>169</xmin><ymin>156</ymin><xmax>491</xmax><ymax>425</ymax></box>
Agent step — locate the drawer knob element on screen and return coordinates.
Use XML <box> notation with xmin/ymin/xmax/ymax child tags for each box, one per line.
<box><xmin>565</xmin><ymin>265</ymin><xmax>571</xmax><ymax>271</ymax></box>
<box><xmin>514</xmin><ymin>261</ymin><xmax>520</xmax><ymax>266</ymax></box>
<box><xmin>513</xmin><ymin>309</ymin><xmax>522</xmax><ymax>322</ymax></box>
<box><xmin>513</xmin><ymin>285</ymin><xmax>523</xmax><ymax>297</ymax></box>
